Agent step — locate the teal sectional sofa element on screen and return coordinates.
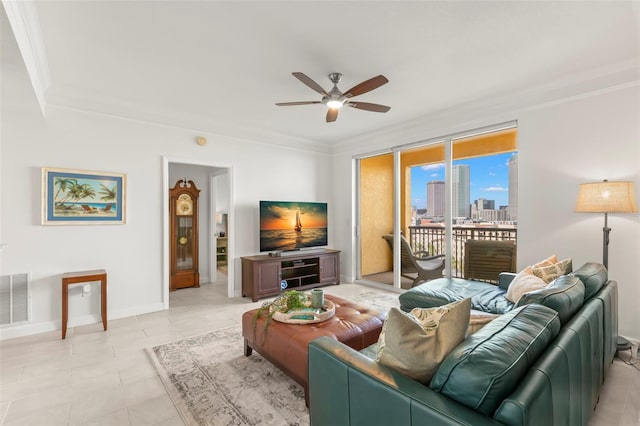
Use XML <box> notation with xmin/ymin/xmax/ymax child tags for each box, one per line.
<box><xmin>308</xmin><ymin>263</ymin><xmax>617</xmax><ymax>425</ymax></box>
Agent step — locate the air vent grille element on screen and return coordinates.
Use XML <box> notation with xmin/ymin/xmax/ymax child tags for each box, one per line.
<box><xmin>0</xmin><ymin>273</ymin><xmax>30</xmax><ymax>325</ymax></box>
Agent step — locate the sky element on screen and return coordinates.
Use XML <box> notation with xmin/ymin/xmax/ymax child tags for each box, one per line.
<box><xmin>411</xmin><ymin>152</ymin><xmax>516</xmax><ymax>210</ymax></box>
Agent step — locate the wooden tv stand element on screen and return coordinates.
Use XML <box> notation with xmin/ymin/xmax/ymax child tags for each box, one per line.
<box><xmin>241</xmin><ymin>249</ymin><xmax>340</xmax><ymax>302</ymax></box>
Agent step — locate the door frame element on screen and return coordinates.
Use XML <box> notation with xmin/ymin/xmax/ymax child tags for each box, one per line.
<box><xmin>162</xmin><ymin>156</ymin><xmax>235</xmax><ymax>308</ymax></box>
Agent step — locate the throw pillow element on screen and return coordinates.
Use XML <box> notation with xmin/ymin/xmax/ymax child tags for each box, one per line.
<box><xmin>532</xmin><ymin>258</ymin><xmax>572</xmax><ymax>283</ymax></box>
<box><xmin>468</xmin><ymin>310</ymin><xmax>500</xmax><ymax>335</ymax></box>
<box><xmin>376</xmin><ymin>298</ymin><xmax>471</xmax><ymax>383</ymax></box>
<box><xmin>532</xmin><ymin>254</ymin><xmax>557</xmax><ymax>268</ymax></box>
<box><xmin>505</xmin><ymin>266</ymin><xmax>547</xmax><ymax>303</ymax></box>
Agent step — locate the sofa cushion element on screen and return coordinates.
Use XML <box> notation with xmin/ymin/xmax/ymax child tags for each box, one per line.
<box><xmin>429</xmin><ymin>304</ymin><xmax>561</xmax><ymax>416</ymax></box>
<box><xmin>505</xmin><ymin>266</ymin><xmax>547</xmax><ymax>303</ymax></box>
<box><xmin>376</xmin><ymin>299</ymin><xmax>470</xmax><ymax>383</ymax></box>
<box><xmin>515</xmin><ymin>275</ymin><xmax>585</xmax><ymax>324</ymax></box>
<box><xmin>532</xmin><ymin>258</ymin><xmax>573</xmax><ymax>283</ymax></box>
<box><xmin>399</xmin><ymin>278</ymin><xmax>515</xmax><ymax>314</ymax></box>
<box><xmin>571</xmin><ymin>262</ymin><xmax>608</xmax><ymax>300</ymax></box>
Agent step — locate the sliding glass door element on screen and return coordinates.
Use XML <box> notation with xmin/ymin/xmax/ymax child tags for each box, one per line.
<box><xmin>356</xmin><ymin>123</ymin><xmax>518</xmax><ymax>290</ymax></box>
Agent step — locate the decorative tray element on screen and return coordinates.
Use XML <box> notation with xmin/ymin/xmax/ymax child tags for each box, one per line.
<box><xmin>272</xmin><ymin>299</ymin><xmax>335</xmax><ymax>324</ymax></box>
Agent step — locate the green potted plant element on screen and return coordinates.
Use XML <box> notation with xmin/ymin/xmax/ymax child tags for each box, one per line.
<box><xmin>252</xmin><ymin>290</ymin><xmax>308</xmax><ymax>339</ymax></box>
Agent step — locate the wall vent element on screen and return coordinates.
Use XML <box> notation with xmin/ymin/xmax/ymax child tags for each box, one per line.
<box><xmin>0</xmin><ymin>273</ymin><xmax>30</xmax><ymax>326</ymax></box>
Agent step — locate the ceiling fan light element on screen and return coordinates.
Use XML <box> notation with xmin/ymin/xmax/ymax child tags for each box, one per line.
<box><xmin>327</xmin><ymin>100</ymin><xmax>343</xmax><ymax>109</ymax></box>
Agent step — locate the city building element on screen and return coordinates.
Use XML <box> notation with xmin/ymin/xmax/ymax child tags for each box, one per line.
<box><xmin>426</xmin><ymin>181</ymin><xmax>445</xmax><ymax>217</ymax></box>
<box><xmin>452</xmin><ymin>164</ymin><xmax>470</xmax><ymax>218</ymax></box>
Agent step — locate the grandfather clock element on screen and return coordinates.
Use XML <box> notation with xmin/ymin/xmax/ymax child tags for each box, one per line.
<box><xmin>169</xmin><ymin>179</ymin><xmax>200</xmax><ymax>291</ymax></box>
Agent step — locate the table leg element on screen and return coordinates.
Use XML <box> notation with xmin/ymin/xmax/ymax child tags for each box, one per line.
<box><xmin>101</xmin><ymin>276</ymin><xmax>108</xmax><ymax>331</ymax></box>
<box><xmin>62</xmin><ymin>282</ymin><xmax>68</xmax><ymax>339</ymax></box>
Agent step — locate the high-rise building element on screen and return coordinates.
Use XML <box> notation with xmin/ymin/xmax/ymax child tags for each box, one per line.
<box><xmin>427</xmin><ymin>181</ymin><xmax>445</xmax><ymax>217</ymax></box>
<box><xmin>474</xmin><ymin>198</ymin><xmax>495</xmax><ymax>210</ymax></box>
<box><xmin>452</xmin><ymin>165</ymin><xmax>470</xmax><ymax>218</ymax></box>
<box><xmin>508</xmin><ymin>154</ymin><xmax>518</xmax><ymax>221</ymax></box>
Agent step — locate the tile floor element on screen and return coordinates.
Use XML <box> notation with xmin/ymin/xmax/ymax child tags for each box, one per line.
<box><xmin>1</xmin><ymin>277</ymin><xmax>638</xmax><ymax>425</ymax></box>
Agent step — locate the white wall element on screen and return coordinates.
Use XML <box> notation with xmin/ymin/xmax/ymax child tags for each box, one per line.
<box><xmin>333</xmin><ymin>83</ymin><xmax>640</xmax><ymax>342</ymax></box>
<box><xmin>1</xmin><ymin>98</ymin><xmax>332</xmax><ymax>339</ymax></box>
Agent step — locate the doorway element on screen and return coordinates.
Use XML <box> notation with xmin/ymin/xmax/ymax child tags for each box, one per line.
<box><xmin>162</xmin><ymin>157</ymin><xmax>234</xmax><ymax>309</ymax></box>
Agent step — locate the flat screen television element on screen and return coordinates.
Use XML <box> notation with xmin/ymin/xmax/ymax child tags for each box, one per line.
<box><xmin>259</xmin><ymin>200</ymin><xmax>328</xmax><ymax>252</ymax></box>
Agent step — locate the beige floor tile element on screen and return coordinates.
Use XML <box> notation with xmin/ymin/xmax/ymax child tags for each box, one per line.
<box><xmin>71</xmin><ymin>370</ymin><xmax>123</xmax><ymax>391</ymax></box>
<box><xmin>2</xmin><ymin>402</ymin><xmax>70</xmax><ymax>426</ymax></box>
<box><xmin>1</xmin><ymin>369</ymin><xmax>72</xmax><ymax>403</ymax></box>
<box><xmin>127</xmin><ymin>395</ymin><xmax>177</xmax><ymax>426</ymax></box>
<box><xmin>118</xmin><ymin>359</ymin><xmax>157</xmax><ymax>385</ymax></box>
<box><xmin>107</xmin><ymin>316</ymin><xmax>142</xmax><ymax>331</ymax></box>
<box><xmin>0</xmin><ymin>365</ymin><xmax>23</xmax><ymax>385</ymax></box>
<box><xmin>79</xmin><ymin>408</ymin><xmax>130</xmax><ymax>426</ymax></box>
<box><xmin>68</xmin><ymin>385</ymin><xmax>132</xmax><ymax>425</ymax></box>
<box><xmin>150</xmin><ymin>415</ymin><xmax>184</xmax><ymax>426</ymax></box>
<box><xmin>71</xmin><ymin>340</ymin><xmax>113</xmax><ymax>356</ymax></box>
<box><xmin>1</xmin><ymin>400</ymin><xmax>9</xmax><ymax>424</ymax></box>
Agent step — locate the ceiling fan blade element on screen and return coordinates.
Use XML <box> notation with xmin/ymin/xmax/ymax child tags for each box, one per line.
<box><xmin>347</xmin><ymin>101</ymin><xmax>391</xmax><ymax>113</ymax></box>
<box><xmin>326</xmin><ymin>108</ymin><xmax>339</xmax><ymax>123</ymax></box>
<box><xmin>343</xmin><ymin>75</ymin><xmax>389</xmax><ymax>98</ymax></box>
<box><xmin>275</xmin><ymin>101</ymin><xmax>322</xmax><ymax>106</ymax></box>
<box><xmin>292</xmin><ymin>72</ymin><xmax>328</xmax><ymax>96</ymax></box>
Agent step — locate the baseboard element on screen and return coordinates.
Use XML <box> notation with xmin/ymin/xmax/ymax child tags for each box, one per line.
<box><xmin>0</xmin><ymin>302</ymin><xmax>166</xmax><ymax>341</ymax></box>
<box><xmin>0</xmin><ymin>320</ymin><xmax>59</xmax><ymax>340</ymax></box>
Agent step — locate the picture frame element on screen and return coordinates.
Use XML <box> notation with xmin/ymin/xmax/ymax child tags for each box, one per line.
<box><xmin>42</xmin><ymin>167</ymin><xmax>126</xmax><ymax>225</ymax></box>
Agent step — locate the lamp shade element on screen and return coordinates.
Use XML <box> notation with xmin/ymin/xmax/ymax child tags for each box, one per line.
<box><xmin>575</xmin><ymin>180</ymin><xmax>638</xmax><ymax>213</ymax></box>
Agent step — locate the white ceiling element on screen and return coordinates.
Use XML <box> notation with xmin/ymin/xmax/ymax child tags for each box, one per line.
<box><xmin>5</xmin><ymin>1</ymin><xmax>640</xmax><ymax>147</ymax></box>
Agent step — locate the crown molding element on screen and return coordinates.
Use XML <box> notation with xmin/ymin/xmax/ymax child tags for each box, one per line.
<box><xmin>333</xmin><ymin>58</ymin><xmax>640</xmax><ymax>155</ymax></box>
<box><xmin>46</xmin><ymin>90</ymin><xmax>332</xmax><ymax>155</ymax></box>
<box><xmin>2</xmin><ymin>0</ymin><xmax>51</xmax><ymax>116</ymax></box>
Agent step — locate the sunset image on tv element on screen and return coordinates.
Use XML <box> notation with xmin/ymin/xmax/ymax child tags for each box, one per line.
<box><xmin>260</xmin><ymin>201</ymin><xmax>328</xmax><ymax>252</ymax></box>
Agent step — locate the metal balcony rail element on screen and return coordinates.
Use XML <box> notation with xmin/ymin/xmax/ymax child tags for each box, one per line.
<box><xmin>408</xmin><ymin>225</ymin><xmax>518</xmax><ymax>279</ymax></box>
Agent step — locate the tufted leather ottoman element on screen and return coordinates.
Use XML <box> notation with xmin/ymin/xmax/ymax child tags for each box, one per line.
<box><xmin>242</xmin><ymin>294</ymin><xmax>387</xmax><ymax>403</ymax></box>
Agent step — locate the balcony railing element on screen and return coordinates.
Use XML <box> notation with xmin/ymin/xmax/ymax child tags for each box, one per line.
<box><xmin>408</xmin><ymin>225</ymin><xmax>518</xmax><ymax>278</ymax></box>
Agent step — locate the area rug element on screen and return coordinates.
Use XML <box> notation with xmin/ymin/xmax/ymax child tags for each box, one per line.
<box><xmin>147</xmin><ymin>290</ymin><xmax>399</xmax><ymax>426</ymax></box>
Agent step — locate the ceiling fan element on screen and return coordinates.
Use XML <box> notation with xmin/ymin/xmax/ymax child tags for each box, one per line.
<box><xmin>276</xmin><ymin>72</ymin><xmax>390</xmax><ymax>123</ymax></box>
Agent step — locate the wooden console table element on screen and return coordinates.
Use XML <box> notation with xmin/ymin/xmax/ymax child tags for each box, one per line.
<box><xmin>61</xmin><ymin>269</ymin><xmax>107</xmax><ymax>339</ymax></box>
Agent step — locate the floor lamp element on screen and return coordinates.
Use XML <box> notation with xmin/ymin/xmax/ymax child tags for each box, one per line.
<box><xmin>575</xmin><ymin>179</ymin><xmax>637</xmax><ymax>351</ymax></box>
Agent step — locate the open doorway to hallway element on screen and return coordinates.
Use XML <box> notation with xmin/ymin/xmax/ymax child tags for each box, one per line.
<box><xmin>163</xmin><ymin>157</ymin><xmax>234</xmax><ymax>309</ymax></box>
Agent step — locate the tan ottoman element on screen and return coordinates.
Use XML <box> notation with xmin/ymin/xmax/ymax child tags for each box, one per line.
<box><xmin>241</xmin><ymin>294</ymin><xmax>386</xmax><ymax>402</ymax></box>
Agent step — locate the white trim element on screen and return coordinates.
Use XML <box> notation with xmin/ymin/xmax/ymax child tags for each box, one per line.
<box><xmin>209</xmin><ymin>174</ymin><xmax>218</xmax><ymax>283</ymax></box>
<box><xmin>2</xmin><ymin>0</ymin><xmax>50</xmax><ymax>116</ymax></box>
<box><xmin>444</xmin><ymin>139</ymin><xmax>452</xmax><ymax>278</ymax></box>
<box><xmin>392</xmin><ymin>150</ymin><xmax>401</xmax><ymax>290</ymax></box>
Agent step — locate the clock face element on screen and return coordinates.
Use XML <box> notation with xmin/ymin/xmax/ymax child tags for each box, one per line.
<box><xmin>176</xmin><ymin>194</ymin><xmax>193</xmax><ymax>216</ymax></box>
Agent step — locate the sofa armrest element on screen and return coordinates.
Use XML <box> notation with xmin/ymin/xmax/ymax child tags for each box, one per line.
<box><xmin>309</xmin><ymin>337</ymin><xmax>502</xmax><ymax>426</ymax></box>
<box><xmin>498</xmin><ymin>272</ymin><xmax>517</xmax><ymax>291</ymax></box>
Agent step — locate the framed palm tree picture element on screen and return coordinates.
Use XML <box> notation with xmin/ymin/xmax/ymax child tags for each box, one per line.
<box><xmin>42</xmin><ymin>167</ymin><xmax>126</xmax><ymax>225</ymax></box>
